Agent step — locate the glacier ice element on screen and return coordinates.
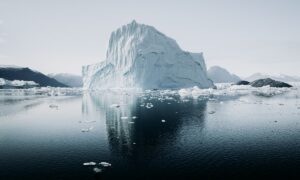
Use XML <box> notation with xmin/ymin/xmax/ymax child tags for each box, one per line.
<box><xmin>0</xmin><ymin>78</ymin><xmax>38</xmax><ymax>87</ymax></box>
<box><xmin>207</xmin><ymin>66</ymin><xmax>240</xmax><ymax>83</ymax></box>
<box><xmin>83</xmin><ymin>20</ymin><xmax>214</xmax><ymax>90</ymax></box>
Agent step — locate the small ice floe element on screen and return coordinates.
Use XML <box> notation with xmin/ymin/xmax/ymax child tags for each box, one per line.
<box><xmin>99</xmin><ymin>162</ymin><xmax>112</xmax><ymax>167</ymax></box>
<box><xmin>49</xmin><ymin>104</ymin><xmax>58</xmax><ymax>109</ymax></box>
<box><xmin>133</xmin><ymin>142</ymin><xmax>136</xmax><ymax>145</ymax></box>
<box><xmin>93</xmin><ymin>167</ymin><xmax>102</xmax><ymax>173</ymax></box>
<box><xmin>140</xmin><ymin>104</ymin><xmax>145</xmax><ymax>107</ymax></box>
<box><xmin>182</xmin><ymin>99</ymin><xmax>189</xmax><ymax>103</ymax></box>
<box><xmin>161</xmin><ymin>119</ymin><xmax>166</xmax><ymax>123</ymax></box>
<box><xmin>132</xmin><ymin>116</ymin><xmax>137</xmax><ymax>119</ymax></box>
<box><xmin>81</xmin><ymin>126</ymin><xmax>94</xmax><ymax>132</ymax></box>
<box><xmin>175</xmin><ymin>112</ymin><xmax>178</xmax><ymax>114</ymax></box>
<box><xmin>121</xmin><ymin>116</ymin><xmax>128</xmax><ymax>120</ymax></box>
<box><xmin>145</xmin><ymin>103</ymin><xmax>154</xmax><ymax>109</ymax></box>
<box><xmin>208</xmin><ymin>111</ymin><xmax>216</xmax><ymax>114</ymax></box>
<box><xmin>167</xmin><ymin>102</ymin><xmax>171</xmax><ymax>105</ymax></box>
<box><xmin>110</xmin><ymin>104</ymin><xmax>120</xmax><ymax>108</ymax></box>
<box><xmin>220</xmin><ymin>101</ymin><xmax>224</xmax><ymax>104</ymax></box>
<box><xmin>128</xmin><ymin>121</ymin><xmax>135</xmax><ymax>124</ymax></box>
<box><xmin>79</xmin><ymin>120</ymin><xmax>96</xmax><ymax>123</ymax></box>
<box><xmin>83</xmin><ymin>162</ymin><xmax>97</xmax><ymax>166</ymax></box>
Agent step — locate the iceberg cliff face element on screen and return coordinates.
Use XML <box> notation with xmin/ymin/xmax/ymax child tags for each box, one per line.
<box><xmin>208</xmin><ymin>66</ymin><xmax>241</xmax><ymax>83</ymax></box>
<box><xmin>83</xmin><ymin>20</ymin><xmax>214</xmax><ymax>89</ymax></box>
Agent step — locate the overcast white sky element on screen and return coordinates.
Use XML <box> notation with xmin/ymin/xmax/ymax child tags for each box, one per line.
<box><xmin>0</xmin><ymin>0</ymin><xmax>299</xmax><ymax>77</ymax></box>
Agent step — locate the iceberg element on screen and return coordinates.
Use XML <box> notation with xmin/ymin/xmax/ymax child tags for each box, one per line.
<box><xmin>83</xmin><ymin>20</ymin><xmax>214</xmax><ymax>90</ymax></box>
<box><xmin>207</xmin><ymin>66</ymin><xmax>240</xmax><ymax>83</ymax></box>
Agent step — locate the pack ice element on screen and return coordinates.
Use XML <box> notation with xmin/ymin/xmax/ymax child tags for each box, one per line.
<box><xmin>83</xmin><ymin>20</ymin><xmax>214</xmax><ymax>90</ymax></box>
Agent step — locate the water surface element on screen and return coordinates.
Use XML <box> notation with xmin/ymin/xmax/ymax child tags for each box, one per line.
<box><xmin>1</xmin><ymin>90</ymin><xmax>300</xmax><ymax>179</ymax></box>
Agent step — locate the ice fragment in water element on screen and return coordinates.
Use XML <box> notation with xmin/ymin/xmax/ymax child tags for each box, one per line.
<box><xmin>93</xmin><ymin>167</ymin><xmax>102</xmax><ymax>173</ymax></box>
<box><xmin>132</xmin><ymin>116</ymin><xmax>137</xmax><ymax>119</ymax></box>
<box><xmin>145</xmin><ymin>103</ymin><xmax>154</xmax><ymax>109</ymax></box>
<box><xmin>161</xmin><ymin>119</ymin><xmax>166</xmax><ymax>123</ymax></box>
<box><xmin>99</xmin><ymin>162</ymin><xmax>112</xmax><ymax>167</ymax></box>
<box><xmin>83</xmin><ymin>162</ymin><xmax>96</xmax><ymax>166</ymax></box>
<box><xmin>110</xmin><ymin>104</ymin><xmax>120</xmax><ymax>108</ymax></box>
<box><xmin>121</xmin><ymin>116</ymin><xmax>128</xmax><ymax>120</ymax></box>
<box><xmin>81</xmin><ymin>126</ymin><xmax>94</xmax><ymax>132</ymax></box>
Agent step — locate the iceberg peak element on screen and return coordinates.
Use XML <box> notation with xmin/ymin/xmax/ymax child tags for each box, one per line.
<box><xmin>83</xmin><ymin>21</ymin><xmax>214</xmax><ymax>90</ymax></box>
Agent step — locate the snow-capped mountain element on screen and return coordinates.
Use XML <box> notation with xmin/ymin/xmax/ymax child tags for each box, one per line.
<box><xmin>0</xmin><ymin>66</ymin><xmax>68</xmax><ymax>87</ymax></box>
<box><xmin>83</xmin><ymin>20</ymin><xmax>214</xmax><ymax>90</ymax></box>
<box><xmin>48</xmin><ymin>73</ymin><xmax>82</xmax><ymax>87</ymax></box>
<box><xmin>207</xmin><ymin>66</ymin><xmax>241</xmax><ymax>83</ymax></box>
<box><xmin>246</xmin><ymin>73</ymin><xmax>300</xmax><ymax>82</ymax></box>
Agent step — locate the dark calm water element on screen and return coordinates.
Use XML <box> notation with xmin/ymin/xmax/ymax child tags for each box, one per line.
<box><xmin>1</xmin><ymin>91</ymin><xmax>300</xmax><ymax>179</ymax></box>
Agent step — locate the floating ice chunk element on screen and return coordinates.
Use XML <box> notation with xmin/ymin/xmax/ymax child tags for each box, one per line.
<box><xmin>145</xmin><ymin>103</ymin><xmax>154</xmax><ymax>109</ymax></box>
<box><xmin>80</xmin><ymin>120</ymin><xmax>96</xmax><ymax>123</ymax></box>
<box><xmin>93</xmin><ymin>167</ymin><xmax>102</xmax><ymax>173</ymax></box>
<box><xmin>161</xmin><ymin>119</ymin><xmax>166</xmax><ymax>123</ymax></box>
<box><xmin>110</xmin><ymin>104</ymin><xmax>120</xmax><ymax>108</ymax></box>
<box><xmin>83</xmin><ymin>162</ymin><xmax>97</xmax><ymax>166</ymax></box>
<box><xmin>121</xmin><ymin>116</ymin><xmax>128</xmax><ymax>120</ymax></box>
<box><xmin>86</xmin><ymin>120</ymin><xmax>96</xmax><ymax>123</ymax></box>
<box><xmin>208</xmin><ymin>111</ymin><xmax>216</xmax><ymax>114</ymax></box>
<box><xmin>133</xmin><ymin>142</ymin><xmax>136</xmax><ymax>145</ymax></box>
<box><xmin>128</xmin><ymin>121</ymin><xmax>135</xmax><ymax>124</ymax></box>
<box><xmin>99</xmin><ymin>162</ymin><xmax>112</xmax><ymax>167</ymax></box>
<box><xmin>132</xmin><ymin>116</ymin><xmax>137</xmax><ymax>119</ymax></box>
<box><xmin>81</xmin><ymin>126</ymin><xmax>94</xmax><ymax>132</ymax></box>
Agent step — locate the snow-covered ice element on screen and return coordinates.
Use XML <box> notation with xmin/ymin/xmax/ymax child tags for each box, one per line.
<box><xmin>0</xmin><ymin>78</ymin><xmax>39</xmax><ymax>87</ymax></box>
<box><xmin>82</xmin><ymin>20</ymin><xmax>214</xmax><ymax>90</ymax></box>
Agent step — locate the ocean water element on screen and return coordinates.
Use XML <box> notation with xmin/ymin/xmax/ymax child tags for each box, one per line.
<box><xmin>1</xmin><ymin>88</ymin><xmax>300</xmax><ymax>179</ymax></box>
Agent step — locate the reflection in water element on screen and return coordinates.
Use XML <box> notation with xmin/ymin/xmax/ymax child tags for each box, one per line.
<box><xmin>1</xmin><ymin>90</ymin><xmax>300</xmax><ymax>179</ymax></box>
<box><xmin>83</xmin><ymin>92</ymin><xmax>208</xmax><ymax>174</ymax></box>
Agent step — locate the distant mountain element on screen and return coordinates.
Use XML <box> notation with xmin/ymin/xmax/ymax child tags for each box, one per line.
<box><xmin>207</xmin><ymin>66</ymin><xmax>241</xmax><ymax>83</ymax></box>
<box><xmin>246</xmin><ymin>73</ymin><xmax>300</xmax><ymax>82</ymax></box>
<box><xmin>48</xmin><ymin>73</ymin><xmax>82</xmax><ymax>87</ymax></box>
<box><xmin>0</xmin><ymin>66</ymin><xmax>68</xmax><ymax>87</ymax></box>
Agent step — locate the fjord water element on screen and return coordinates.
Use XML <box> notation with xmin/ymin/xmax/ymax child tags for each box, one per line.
<box><xmin>1</xmin><ymin>91</ymin><xmax>300</xmax><ymax>179</ymax></box>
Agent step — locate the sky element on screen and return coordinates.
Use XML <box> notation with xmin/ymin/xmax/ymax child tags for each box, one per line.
<box><xmin>0</xmin><ymin>0</ymin><xmax>299</xmax><ymax>77</ymax></box>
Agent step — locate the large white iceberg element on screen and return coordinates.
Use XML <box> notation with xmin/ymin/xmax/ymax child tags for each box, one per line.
<box><xmin>83</xmin><ymin>20</ymin><xmax>214</xmax><ymax>90</ymax></box>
